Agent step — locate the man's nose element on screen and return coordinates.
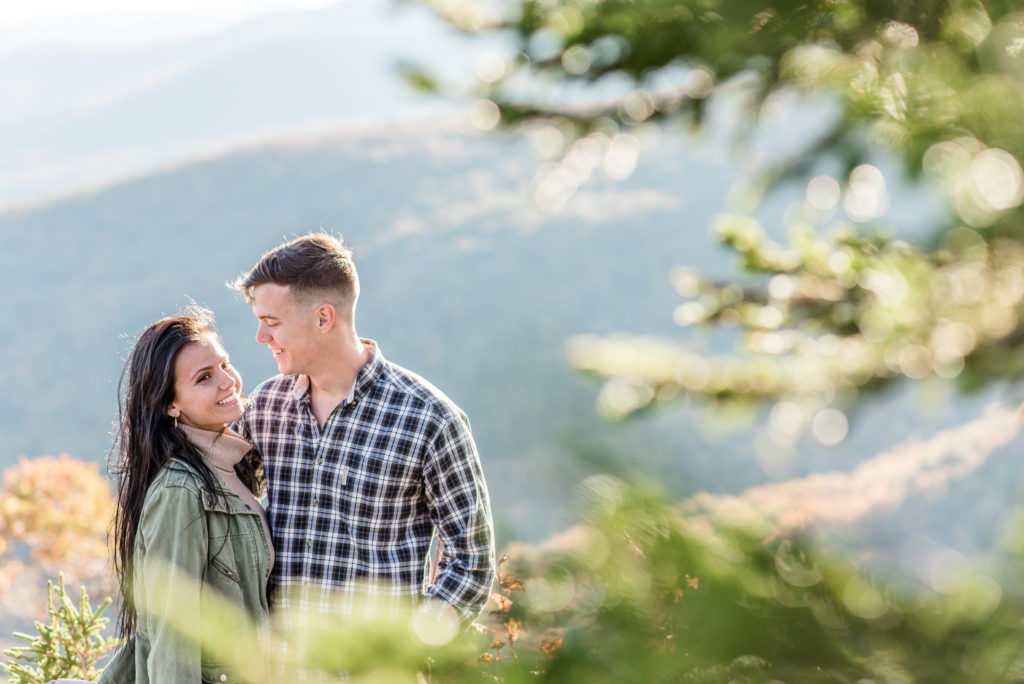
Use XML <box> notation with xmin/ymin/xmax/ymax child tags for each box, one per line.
<box><xmin>255</xmin><ymin>325</ymin><xmax>270</xmax><ymax>343</ymax></box>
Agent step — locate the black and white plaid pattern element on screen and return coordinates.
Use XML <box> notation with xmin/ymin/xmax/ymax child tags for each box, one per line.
<box><xmin>239</xmin><ymin>340</ymin><xmax>495</xmax><ymax>625</ymax></box>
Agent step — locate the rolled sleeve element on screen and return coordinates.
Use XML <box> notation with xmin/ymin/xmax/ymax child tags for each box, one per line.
<box><xmin>422</xmin><ymin>412</ymin><xmax>495</xmax><ymax>620</ymax></box>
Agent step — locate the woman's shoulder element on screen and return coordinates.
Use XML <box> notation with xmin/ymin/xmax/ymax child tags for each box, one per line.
<box><xmin>138</xmin><ymin>459</ymin><xmax>209</xmax><ymax>539</ymax></box>
<box><xmin>147</xmin><ymin>456</ymin><xmax>209</xmax><ymax>499</ymax></box>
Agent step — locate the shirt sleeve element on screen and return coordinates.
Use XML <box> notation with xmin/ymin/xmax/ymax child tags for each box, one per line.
<box><xmin>422</xmin><ymin>411</ymin><xmax>495</xmax><ymax>620</ymax></box>
<box><xmin>232</xmin><ymin>411</ymin><xmax>252</xmax><ymax>442</ymax></box>
<box><xmin>136</xmin><ymin>481</ymin><xmax>207</xmax><ymax>683</ymax></box>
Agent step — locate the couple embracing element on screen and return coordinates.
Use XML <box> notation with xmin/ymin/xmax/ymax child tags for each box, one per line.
<box><xmin>95</xmin><ymin>233</ymin><xmax>495</xmax><ymax>683</ymax></box>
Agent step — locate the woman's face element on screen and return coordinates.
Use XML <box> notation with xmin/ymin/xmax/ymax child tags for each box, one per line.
<box><xmin>166</xmin><ymin>333</ymin><xmax>244</xmax><ymax>432</ymax></box>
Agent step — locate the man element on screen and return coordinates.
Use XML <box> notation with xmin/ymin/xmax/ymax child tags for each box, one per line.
<box><xmin>231</xmin><ymin>233</ymin><xmax>494</xmax><ymax>641</ymax></box>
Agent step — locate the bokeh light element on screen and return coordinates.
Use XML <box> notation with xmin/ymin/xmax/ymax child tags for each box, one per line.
<box><xmin>806</xmin><ymin>175</ymin><xmax>841</xmax><ymax>211</ymax></box>
<box><xmin>682</xmin><ymin>67</ymin><xmax>714</xmax><ymax>99</ymax></box>
<box><xmin>843</xmin><ymin>164</ymin><xmax>889</xmax><ymax>222</ymax></box>
<box><xmin>602</xmin><ymin>133</ymin><xmax>640</xmax><ymax>180</ymax></box>
<box><xmin>967</xmin><ymin>148</ymin><xmax>1024</xmax><ymax>213</ymax></box>
<box><xmin>811</xmin><ymin>408</ymin><xmax>848</xmax><ymax>446</ymax></box>
<box><xmin>468</xmin><ymin>98</ymin><xmax>501</xmax><ymax>131</ymax></box>
<box><xmin>561</xmin><ymin>44</ymin><xmax>592</xmax><ymax>75</ymax></box>
<box><xmin>621</xmin><ymin>90</ymin><xmax>655</xmax><ymax>124</ymax></box>
<box><xmin>475</xmin><ymin>52</ymin><xmax>508</xmax><ymax>83</ymax></box>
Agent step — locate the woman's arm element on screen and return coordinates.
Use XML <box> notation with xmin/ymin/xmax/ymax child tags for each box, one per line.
<box><xmin>136</xmin><ymin>477</ymin><xmax>208</xmax><ymax>683</ymax></box>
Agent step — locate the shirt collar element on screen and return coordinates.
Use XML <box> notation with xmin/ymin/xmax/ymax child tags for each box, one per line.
<box><xmin>288</xmin><ymin>338</ymin><xmax>384</xmax><ymax>404</ymax></box>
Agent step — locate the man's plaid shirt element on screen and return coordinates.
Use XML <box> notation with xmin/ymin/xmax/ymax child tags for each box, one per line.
<box><xmin>239</xmin><ymin>340</ymin><xmax>494</xmax><ymax>621</ymax></box>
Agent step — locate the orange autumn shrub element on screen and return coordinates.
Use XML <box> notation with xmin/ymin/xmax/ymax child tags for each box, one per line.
<box><xmin>0</xmin><ymin>454</ymin><xmax>115</xmax><ymax>621</ymax></box>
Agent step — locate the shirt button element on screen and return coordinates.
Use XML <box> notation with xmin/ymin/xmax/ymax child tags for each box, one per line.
<box><xmin>306</xmin><ymin>539</ymin><xmax>312</xmax><ymax>547</ymax></box>
<box><xmin>219</xmin><ymin>675</ymin><xmax>227</xmax><ymax>682</ymax></box>
<box><xmin>311</xmin><ymin>498</ymin><xmax>318</xmax><ymax>506</ymax></box>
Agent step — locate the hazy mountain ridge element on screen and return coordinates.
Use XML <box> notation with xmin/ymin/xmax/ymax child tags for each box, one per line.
<box><xmin>4</xmin><ymin>117</ymin><xmax>1020</xmax><ymax>553</ymax></box>
<box><xmin>0</xmin><ymin>0</ymin><xmax>476</xmax><ymax>210</ymax></box>
<box><xmin>1</xmin><ymin>122</ymin><xmax>744</xmax><ymax>539</ymax></box>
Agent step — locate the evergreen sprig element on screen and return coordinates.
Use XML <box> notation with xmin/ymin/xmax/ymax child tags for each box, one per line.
<box><xmin>2</xmin><ymin>574</ymin><xmax>120</xmax><ymax>684</ymax></box>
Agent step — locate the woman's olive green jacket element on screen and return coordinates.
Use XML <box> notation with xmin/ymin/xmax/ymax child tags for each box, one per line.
<box><xmin>99</xmin><ymin>456</ymin><xmax>272</xmax><ymax>684</ymax></box>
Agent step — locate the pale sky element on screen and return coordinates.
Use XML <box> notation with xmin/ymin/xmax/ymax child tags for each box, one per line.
<box><xmin>0</xmin><ymin>0</ymin><xmax>341</xmax><ymax>55</ymax></box>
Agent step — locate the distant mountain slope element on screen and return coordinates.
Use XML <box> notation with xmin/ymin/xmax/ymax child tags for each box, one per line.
<box><xmin>685</xmin><ymin>405</ymin><xmax>1023</xmax><ymax>561</ymax></box>
<box><xmin>0</xmin><ymin>122</ymin><xmax>745</xmax><ymax>539</ymax></box>
<box><xmin>0</xmin><ymin>0</ymin><xmax>477</xmax><ymax>209</ymax></box>
<box><xmin>2</xmin><ymin>120</ymin><xmax>1016</xmax><ymax>545</ymax></box>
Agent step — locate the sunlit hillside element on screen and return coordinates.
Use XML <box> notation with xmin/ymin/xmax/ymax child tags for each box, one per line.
<box><xmin>8</xmin><ymin>0</ymin><xmax>1024</xmax><ymax>679</ymax></box>
<box><xmin>3</xmin><ymin>117</ymin><xmax>1022</xmax><ymax>556</ymax></box>
<box><xmin>0</xmin><ymin>0</ymin><xmax>475</xmax><ymax>210</ymax></box>
<box><xmin>3</xmin><ymin>0</ymin><xmax>1024</xmax><ymax>625</ymax></box>
<box><xmin>0</xmin><ymin>120</ymin><xmax>736</xmax><ymax>540</ymax></box>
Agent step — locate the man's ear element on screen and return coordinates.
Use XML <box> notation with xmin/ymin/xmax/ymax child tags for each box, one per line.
<box><xmin>316</xmin><ymin>303</ymin><xmax>336</xmax><ymax>333</ymax></box>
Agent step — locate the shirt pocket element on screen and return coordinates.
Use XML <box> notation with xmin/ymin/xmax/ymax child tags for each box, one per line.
<box><xmin>344</xmin><ymin>448</ymin><xmax>423</xmax><ymax>532</ymax></box>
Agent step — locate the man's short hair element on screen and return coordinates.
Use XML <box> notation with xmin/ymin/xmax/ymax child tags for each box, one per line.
<box><xmin>232</xmin><ymin>233</ymin><xmax>358</xmax><ymax>306</ymax></box>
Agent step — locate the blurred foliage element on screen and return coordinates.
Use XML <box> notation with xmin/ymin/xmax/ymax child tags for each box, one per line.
<box><xmin>2</xmin><ymin>574</ymin><xmax>118</xmax><ymax>684</ymax></box>
<box><xmin>480</xmin><ymin>475</ymin><xmax>1024</xmax><ymax>682</ymax></box>
<box><xmin>11</xmin><ymin>3</ymin><xmax>1024</xmax><ymax>679</ymax></box>
<box><xmin>18</xmin><ymin>475</ymin><xmax>1024</xmax><ymax>682</ymax></box>
<box><xmin>417</xmin><ymin>0</ymin><xmax>1024</xmax><ymax>441</ymax></box>
<box><xmin>0</xmin><ymin>455</ymin><xmax>116</xmax><ymax>623</ymax></box>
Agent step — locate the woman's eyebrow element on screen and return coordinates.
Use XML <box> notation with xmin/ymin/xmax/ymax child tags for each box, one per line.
<box><xmin>190</xmin><ymin>365</ymin><xmax>214</xmax><ymax>381</ymax></box>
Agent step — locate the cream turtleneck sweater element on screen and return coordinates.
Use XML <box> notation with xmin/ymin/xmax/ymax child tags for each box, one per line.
<box><xmin>179</xmin><ymin>423</ymin><xmax>275</xmax><ymax>569</ymax></box>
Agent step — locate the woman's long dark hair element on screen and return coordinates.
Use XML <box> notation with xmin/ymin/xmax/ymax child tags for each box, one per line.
<box><xmin>110</xmin><ymin>307</ymin><xmax>264</xmax><ymax>636</ymax></box>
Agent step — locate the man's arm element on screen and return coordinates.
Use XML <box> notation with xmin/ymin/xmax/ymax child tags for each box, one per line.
<box><xmin>231</xmin><ymin>399</ymin><xmax>254</xmax><ymax>442</ymax></box>
<box><xmin>422</xmin><ymin>411</ymin><xmax>496</xmax><ymax>621</ymax></box>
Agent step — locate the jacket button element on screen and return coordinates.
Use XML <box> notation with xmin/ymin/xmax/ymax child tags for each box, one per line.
<box><xmin>219</xmin><ymin>675</ymin><xmax>228</xmax><ymax>682</ymax></box>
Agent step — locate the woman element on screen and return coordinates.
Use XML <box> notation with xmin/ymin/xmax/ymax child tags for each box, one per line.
<box><xmin>98</xmin><ymin>308</ymin><xmax>273</xmax><ymax>683</ymax></box>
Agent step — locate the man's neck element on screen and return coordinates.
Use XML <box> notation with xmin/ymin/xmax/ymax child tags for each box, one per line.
<box><xmin>306</xmin><ymin>335</ymin><xmax>370</xmax><ymax>427</ymax></box>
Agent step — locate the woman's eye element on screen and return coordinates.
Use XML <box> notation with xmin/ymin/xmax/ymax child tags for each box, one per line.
<box><xmin>197</xmin><ymin>373</ymin><xmax>210</xmax><ymax>383</ymax></box>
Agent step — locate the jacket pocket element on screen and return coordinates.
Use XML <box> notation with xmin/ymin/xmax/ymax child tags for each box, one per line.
<box><xmin>202</xmin><ymin>663</ymin><xmax>240</xmax><ymax>683</ymax></box>
<box><xmin>210</xmin><ymin>554</ymin><xmax>241</xmax><ymax>585</ymax></box>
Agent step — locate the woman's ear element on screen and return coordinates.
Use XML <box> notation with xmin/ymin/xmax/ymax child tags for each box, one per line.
<box><xmin>167</xmin><ymin>406</ymin><xmax>180</xmax><ymax>418</ymax></box>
